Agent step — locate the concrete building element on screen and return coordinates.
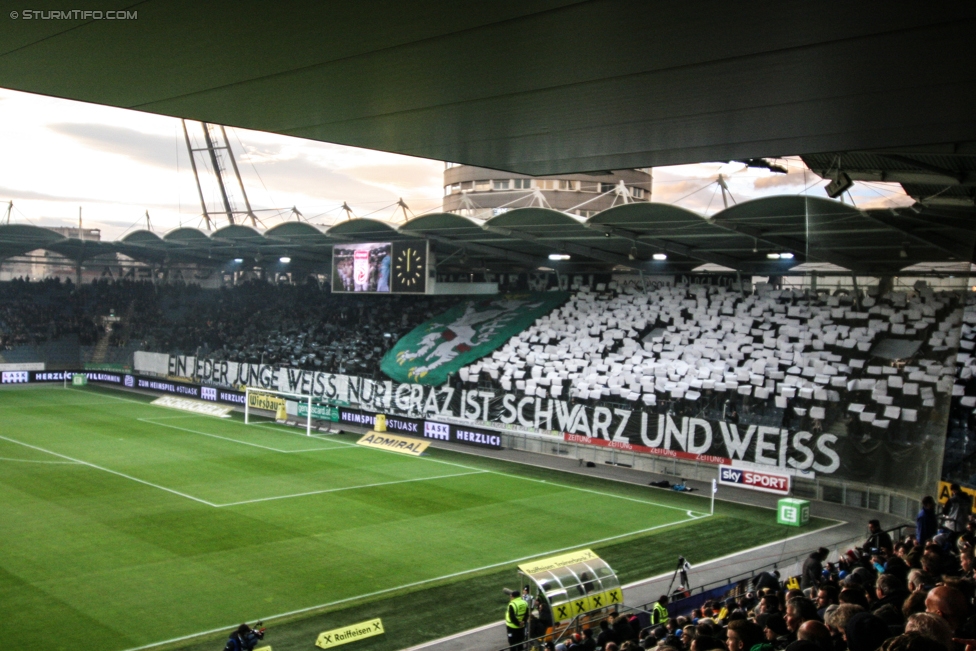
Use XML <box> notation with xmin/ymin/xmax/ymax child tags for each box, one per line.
<box><xmin>442</xmin><ymin>164</ymin><xmax>652</xmax><ymax>218</ymax></box>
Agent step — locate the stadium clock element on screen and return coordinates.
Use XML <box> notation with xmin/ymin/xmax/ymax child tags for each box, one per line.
<box><xmin>392</xmin><ymin>242</ymin><xmax>427</xmax><ymax>293</ymax></box>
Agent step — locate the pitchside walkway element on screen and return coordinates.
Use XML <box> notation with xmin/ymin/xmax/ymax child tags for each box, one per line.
<box><xmin>398</xmin><ymin>440</ymin><xmax>906</xmax><ymax>651</ymax></box>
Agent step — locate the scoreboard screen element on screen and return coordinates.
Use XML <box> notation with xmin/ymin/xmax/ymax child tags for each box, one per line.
<box><xmin>332</xmin><ymin>241</ymin><xmax>428</xmax><ymax>294</ymax></box>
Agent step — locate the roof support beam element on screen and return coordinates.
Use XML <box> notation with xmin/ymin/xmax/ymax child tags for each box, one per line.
<box><xmin>862</xmin><ymin>210</ymin><xmax>976</xmax><ymax>261</ymax></box>
<box><xmin>421</xmin><ymin>233</ymin><xmax>544</xmax><ymax>268</ymax></box>
<box><xmin>482</xmin><ymin>224</ymin><xmax>642</xmax><ymax>271</ymax></box>
<box><xmin>584</xmin><ymin>222</ymin><xmax>741</xmax><ymax>269</ymax></box>
<box><xmin>707</xmin><ymin>220</ymin><xmax>863</xmax><ymax>271</ymax></box>
<box><xmin>872</xmin><ymin>153</ymin><xmax>967</xmax><ymax>184</ymax></box>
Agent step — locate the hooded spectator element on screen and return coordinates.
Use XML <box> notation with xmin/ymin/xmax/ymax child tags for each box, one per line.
<box><xmin>844</xmin><ymin>612</ymin><xmax>891</xmax><ymax>651</ymax></box>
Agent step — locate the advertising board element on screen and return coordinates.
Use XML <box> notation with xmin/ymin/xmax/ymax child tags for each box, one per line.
<box><xmin>718</xmin><ymin>466</ymin><xmax>792</xmax><ymax>495</ymax></box>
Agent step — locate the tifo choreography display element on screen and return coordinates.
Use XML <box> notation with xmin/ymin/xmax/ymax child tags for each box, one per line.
<box><xmin>4</xmin><ymin>276</ymin><xmax>976</xmax><ymax>495</ymax></box>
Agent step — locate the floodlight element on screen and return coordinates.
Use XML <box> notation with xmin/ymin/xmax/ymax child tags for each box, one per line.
<box><xmin>548</xmin><ymin>253</ymin><xmax>570</xmax><ymax>261</ymax></box>
<box><xmin>279</xmin><ymin>257</ymin><xmax>291</xmax><ymax>263</ymax></box>
<box><xmin>652</xmin><ymin>253</ymin><xmax>667</xmax><ymax>261</ymax></box>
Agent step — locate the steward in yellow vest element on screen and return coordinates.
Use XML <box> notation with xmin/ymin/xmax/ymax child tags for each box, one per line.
<box><xmin>505</xmin><ymin>588</ymin><xmax>529</xmax><ymax>650</ymax></box>
<box><xmin>651</xmin><ymin>595</ymin><xmax>670</xmax><ymax>626</ymax></box>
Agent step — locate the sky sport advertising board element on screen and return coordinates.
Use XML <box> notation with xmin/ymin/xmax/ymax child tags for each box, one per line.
<box><xmin>717</xmin><ymin>466</ymin><xmax>791</xmax><ymax>495</ymax></box>
<box><xmin>331</xmin><ymin>241</ymin><xmax>428</xmax><ymax>294</ymax></box>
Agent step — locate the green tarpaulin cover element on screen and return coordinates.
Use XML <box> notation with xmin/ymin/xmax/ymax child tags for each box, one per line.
<box><xmin>381</xmin><ymin>292</ymin><xmax>568</xmax><ymax>385</ymax></box>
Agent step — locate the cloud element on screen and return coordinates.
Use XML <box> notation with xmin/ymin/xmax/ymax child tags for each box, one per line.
<box><xmin>47</xmin><ymin>122</ymin><xmax>178</xmax><ymax>169</ymax></box>
<box><xmin>752</xmin><ymin>172</ymin><xmax>809</xmax><ymax>190</ymax></box>
<box><xmin>342</xmin><ymin>162</ymin><xmax>443</xmax><ymax>190</ymax></box>
<box><xmin>652</xmin><ymin>178</ymin><xmax>717</xmax><ymax>202</ymax></box>
<box><xmin>0</xmin><ymin>184</ymin><xmax>185</xmax><ymax>211</ymax></box>
<box><xmin>244</xmin><ymin>156</ymin><xmax>398</xmax><ymax>204</ymax></box>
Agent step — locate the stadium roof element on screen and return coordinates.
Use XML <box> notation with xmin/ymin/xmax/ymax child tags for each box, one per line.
<box><xmin>802</xmin><ymin>151</ymin><xmax>976</xmax><ymax>209</ymax></box>
<box><xmin>0</xmin><ymin>2</ymin><xmax>973</xmax><ymax>176</ymax></box>
<box><xmin>2</xmin><ymin>197</ymin><xmax>972</xmax><ymax>276</ymax></box>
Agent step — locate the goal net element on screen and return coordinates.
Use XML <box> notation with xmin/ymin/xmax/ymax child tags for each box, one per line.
<box><xmin>243</xmin><ymin>387</ymin><xmax>340</xmax><ymax>436</ymax></box>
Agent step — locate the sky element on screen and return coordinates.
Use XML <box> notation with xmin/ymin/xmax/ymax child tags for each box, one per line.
<box><xmin>0</xmin><ymin>87</ymin><xmax>915</xmax><ymax>240</ymax></box>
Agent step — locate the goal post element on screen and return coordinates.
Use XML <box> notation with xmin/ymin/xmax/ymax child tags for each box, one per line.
<box><xmin>244</xmin><ymin>386</ymin><xmax>314</xmax><ymax>436</ymax></box>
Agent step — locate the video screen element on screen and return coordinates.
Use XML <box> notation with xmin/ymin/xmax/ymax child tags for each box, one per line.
<box><xmin>332</xmin><ymin>241</ymin><xmax>429</xmax><ymax>294</ymax></box>
<box><xmin>332</xmin><ymin>242</ymin><xmax>393</xmax><ymax>293</ymax></box>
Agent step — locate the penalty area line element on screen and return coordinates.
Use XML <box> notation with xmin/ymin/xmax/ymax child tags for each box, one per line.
<box><xmin>0</xmin><ymin>434</ymin><xmax>217</xmax><ymax>507</ymax></box>
<box><xmin>0</xmin><ymin>456</ymin><xmax>80</xmax><ymax>465</ymax></box>
<box><xmin>137</xmin><ymin>418</ymin><xmax>349</xmax><ymax>454</ymax></box>
<box><xmin>250</xmin><ymin>422</ymin><xmax>695</xmax><ymax>515</ymax></box>
<box><xmin>119</xmin><ymin>511</ymin><xmax>702</xmax><ymax>651</ymax></box>
<box><xmin>214</xmin><ymin>470</ymin><xmax>489</xmax><ymax>507</ymax></box>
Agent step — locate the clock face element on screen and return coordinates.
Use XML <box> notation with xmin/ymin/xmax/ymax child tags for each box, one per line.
<box><xmin>392</xmin><ymin>243</ymin><xmax>426</xmax><ymax>293</ymax></box>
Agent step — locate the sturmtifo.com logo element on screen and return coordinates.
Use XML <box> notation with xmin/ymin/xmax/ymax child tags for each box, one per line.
<box><xmin>10</xmin><ymin>10</ymin><xmax>137</xmax><ymax>19</ymax></box>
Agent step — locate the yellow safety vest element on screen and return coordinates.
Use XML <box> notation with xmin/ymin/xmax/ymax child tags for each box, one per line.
<box><xmin>507</xmin><ymin>598</ymin><xmax>528</xmax><ymax>629</ymax></box>
<box><xmin>652</xmin><ymin>602</ymin><xmax>670</xmax><ymax>625</ymax></box>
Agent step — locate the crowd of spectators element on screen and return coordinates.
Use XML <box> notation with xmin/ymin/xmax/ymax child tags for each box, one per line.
<box><xmin>0</xmin><ymin>276</ymin><xmax>151</xmax><ymax>350</ymax></box>
<box><xmin>533</xmin><ymin>509</ymin><xmax>976</xmax><ymax>651</ymax></box>
<box><xmin>0</xmin><ymin>277</ymin><xmax>459</xmax><ymax>377</ymax></box>
<box><xmin>133</xmin><ymin>280</ymin><xmax>458</xmax><ymax>378</ymax></box>
<box><xmin>4</xmin><ymin>277</ymin><xmax>976</xmax><ymax>456</ymax></box>
<box><xmin>463</xmin><ymin>281</ymin><xmax>962</xmax><ymax>437</ymax></box>
<box><xmin>942</xmin><ymin>299</ymin><xmax>976</xmax><ymax>486</ymax></box>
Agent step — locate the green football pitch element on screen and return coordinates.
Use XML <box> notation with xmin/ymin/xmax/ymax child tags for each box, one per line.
<box><xmin>0</xmin><ymin>384</ymin><xmax>831</xmax><ymax>651</ymax></box>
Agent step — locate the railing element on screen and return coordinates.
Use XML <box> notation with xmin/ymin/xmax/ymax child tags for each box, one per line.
<box><xmin>494</xmin><ymin>604</ymin><xmax>655</xmax><ymax>651</ymax></box>
<box><xmin>640</xmin><ymin>523</ymin><xmax>912</xmax><ymax>619</ymax></box>
<box><xmin>491</xmin><ymin>523</ymin><xmax>909</xmax><ymax>650</ymax></box>
<box><xmin>504</xmin><ymin>432</ymin><xmax>927</xmax><ymax>520</ymax></box>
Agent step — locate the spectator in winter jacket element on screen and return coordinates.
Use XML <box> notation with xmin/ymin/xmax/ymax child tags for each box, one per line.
<box><xmin>801</xmin><ymin>548</ymin><xmax>830</xmax><ymax>591</ymax></box>
<box><xmin>917</xmin><ymin>496</ymin><xmax>939</xmax><ymax>545</ymax></box>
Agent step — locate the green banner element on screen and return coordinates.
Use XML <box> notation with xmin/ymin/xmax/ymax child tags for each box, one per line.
<box><xmin>297</xmin><ymin>402</ymin><xmax>340</xmax><ymax>422</ymax></box>
<box><xmin>381</xmin><ymin>292</ymin><xmax>568</xmax><ymax>385</ymax></box>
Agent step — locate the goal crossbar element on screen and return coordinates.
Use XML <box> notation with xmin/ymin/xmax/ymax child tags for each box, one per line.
<box><xmin>244</xmin><ymin>386</ymin><xmax>316</xmax><ymax>436</ymax></box>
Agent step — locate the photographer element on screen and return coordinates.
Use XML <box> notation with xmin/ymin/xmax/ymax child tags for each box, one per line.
<box><xmin>224</xmin><ymin>622</ymin><xmax>265</xmax><ymax>651</ymax></box>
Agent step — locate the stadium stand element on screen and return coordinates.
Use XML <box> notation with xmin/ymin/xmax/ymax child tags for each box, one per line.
<box><xmin>0</xmin><ymin>278</ymin><xmax>459</xmax><ymax>377</ymax></box>
<box><xmin>516</xmin><ymin>511</ymin><xmax>976</xmax><ymax>651</ymax></box>
<box><xmin>460</xmin><ymin>282</ymin><xmax>962</xmax><ymax>437</ymax></box>
<box><xmin>942</xmin><ymin>298</ymin><xmax>976</xmax><ymax>486</ymax></box>
<box><xmin>533</xmin><ymin>515</ymin><xmax>973</xmax><ymax>651</ymax></box>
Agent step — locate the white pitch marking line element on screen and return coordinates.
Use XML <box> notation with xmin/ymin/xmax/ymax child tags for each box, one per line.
<box><xmin>0</xmin><ymin>400</ymin><xmax>125</xmax><ymax>409</ymax></box>
<box><xmin>137</xmin><ymin>418</ymin><xmax>348</xmax><ymax>454</ymax></box>
<box><xmin>253</xmin><ymin>422</ymin><xmax>697</xmax><ymax>514</ymax></box>
<box><xmin>67</xmin><ymin>387</ymin><xmax>703</xmax><ymax>514</ymax></box>
<box><xmin>402</xmin><ymin>519</ymin><xmax>850</xmax><ymax>651</ymax></box>
<box><xmin>0</xmin><ymin>456</ymin><xmax>80</xmax><ymax>465</ymax></box>
<box><xmin>0</xmin><ymin>434</ymin><xmax>218</xmax><ymax>507</ymax></box>
<box><xmin>119</xmin><ymin>511</ymin><xmax>703</xmax><ymax>651</ymax></box>
<box><xmin>215</xmin><ymin>470</ymin><xmax>489</xmax><ymax>507</ymax></box>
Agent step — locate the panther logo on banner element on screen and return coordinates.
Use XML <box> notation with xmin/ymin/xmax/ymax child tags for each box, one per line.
<box><xmin>382</xmin><ymin>293</ymin><xmax>568</xmax><ymax>385</ymax></box>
